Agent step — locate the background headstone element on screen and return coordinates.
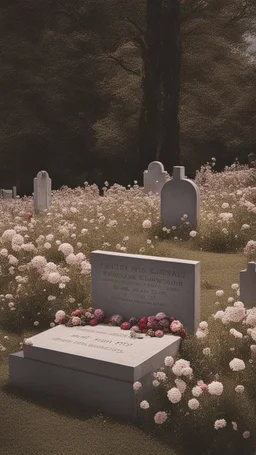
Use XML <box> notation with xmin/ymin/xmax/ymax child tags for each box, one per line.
<box><xmin>92</xmin><ymin>250</ymin><xmax>200</xmax><ymax>332</ymax></box>
<box><xmin>33</xmin><ymin>171</ymin><xmax>51</xmax><ymax>211</ymax></box>
<box><xmin>248</xmin><ymin>152</ymin><xmax>256</xmax><ymax>168</ymax></box>
<box><xmin>240</xmin><ymin>262</ymin><xmax>256</xmax><ymax>308</ymax></box>
<box><xmin>12</xmin><ymin>186</ymin><xmax>17</xmax><ymax>199</ymax></box>
<box><xmin>2</xmin><ymin>189</ymin><xmax>13</xmax><ymax>199</ymax></box>
<box><xmin>161</xmin><ymin>166</ymin><xmax>200</xmax><ymax>228</ymax></box>
<box><xmin>143</xmin><ymin>161</ymin><xmax>168</xmax><ymax>195</ymax></box>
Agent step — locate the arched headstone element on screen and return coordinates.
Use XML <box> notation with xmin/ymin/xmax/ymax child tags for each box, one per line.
<box><xmin>161</xmin><ymin>166</ymin><xmax>200</xmax><ymax>228</ymax></box>
<box><xmin>240</xmin><ymin>262</ymin><xmax>256</xmax><ymax>308</ymax></box>
<box><xmin>33</xmin><ymin>171</ymin><xmax>51</xmax><ymax>211</ymax></box>
<box><xmin>143</xmin><ymin>161</ymin><xmax>168</xmax><ymax>195</ymax></box>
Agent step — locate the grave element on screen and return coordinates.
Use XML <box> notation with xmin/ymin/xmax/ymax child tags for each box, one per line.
<box><xmin>9</xmin><ymin>324</ymin><xmax>180</xmax><ymax>421</ymax></box>
<box><xmin>161</xmin><ymin>166</ymin><xmax>200</xmax><ymax>229</ymax></box>
<box><xmin>2</xmin><ymin>189</ymin><xmax>13</xmax><ymax>199</ymax></box>
<box><xmin>143</xmin><ymin>161</ymin><xmax>168</xmax><ymax>195</ymax></box>
<box><xmin>9</xmin><ymin>250</ymin><xmax>200</xmax><ymax>421</ymax></box>
<box><xmin>240</xmin><ymin>262</ymin><xmax>256</xmax><ymax>308</ymax></box>
<box><xmin>91</xmin><ymin>250</ymin><xmax>200</xmax><ymax>333</ymax></box>
<box><xmin>33</xmin><ymin>170</ymin><xmax>51</xmax><ymax>211</ymax></box>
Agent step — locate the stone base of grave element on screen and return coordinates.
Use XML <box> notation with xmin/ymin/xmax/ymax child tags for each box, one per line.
<box><xmin>9</xmin><ymin>325</ymin><xmax>181</xmax><ymax>422</ymax></box>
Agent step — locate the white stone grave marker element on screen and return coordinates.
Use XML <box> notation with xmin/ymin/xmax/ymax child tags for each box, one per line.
<box><xmin>143</xmin><ymin>161</ymin><xmax>168</xmax><ymax>195</ymax></box>
<box><xmin>240</xmin><ymin>262</ymin><xmax>256</xmax><ymax>308</ymax></box>
<box><xmin>161</xmin><ymin>166</ymin><xmax>200</xmax><ymax>228</ymax></box>
<box><xmin>33</xmin><ymin>170</ymin><xmax>51</xmax><ymax>211</ymax></box>
<box><xmin>92</xmin><ymin>250</ymin><xmax>200</xmax><ymax>333</ymax></box>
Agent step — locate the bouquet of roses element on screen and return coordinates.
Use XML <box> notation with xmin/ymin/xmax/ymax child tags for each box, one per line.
<box><xmin>54</xmin><ymin>308</ymin><xmax>186</xmax><ymax>339</ymax></box>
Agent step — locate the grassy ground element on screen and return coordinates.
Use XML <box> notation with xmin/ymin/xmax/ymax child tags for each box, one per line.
<box><xmin>0</xmin><ymin>243</ymin><xmax>248</xmax><ymax>455</ymax></box>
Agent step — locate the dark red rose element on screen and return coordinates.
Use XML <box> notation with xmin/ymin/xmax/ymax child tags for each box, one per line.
<box><xmin>120</xmin><ymin>322</ymin><xmax>130</xmax><ymax>330</ymax></box>
<box><xmin>90</xmin><ymin>318</ymin><xmax>98</xmax><ymax>326</ymax></box>
<box><xmin>140</xmin><ymin>317</ymin><xmax>148</xmax><ymax>325</ymax></box>
<box><xmin>179</xmin><ymin>330</ymin><xmax>186</xmax><ymax>339</ymax></box>
<box><xmin>139</xmin><ymin>323</ymin><xmax>147</xmax><ymax>330</ymax></box>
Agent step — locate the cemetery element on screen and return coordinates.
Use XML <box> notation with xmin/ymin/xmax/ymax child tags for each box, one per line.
<box><xmin>0</xmin><ymin>162</ymin><xmax>255</xmax><ymax>455</ymax></box>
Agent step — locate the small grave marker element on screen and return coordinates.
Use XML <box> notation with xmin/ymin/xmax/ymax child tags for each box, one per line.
<box><xmin>33</xmin><ymin>171</ymin><xmax>51</xmax><ymax>211</ymax></box>
<box><xmin>143</xmin><ymin>161</ymin><xmax>168</xmax><ymax>195</ymax></box>
<box><xmin>240</xmin><ymin>262</ymin><xmax>256</xmax><ymax>308</ymax></box>
<box><xmin>161</xmin><ymin>166</ymin><xmax>200</xmax><ymax>228</ymax></box>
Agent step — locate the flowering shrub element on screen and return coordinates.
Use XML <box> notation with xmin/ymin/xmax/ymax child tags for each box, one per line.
<box><xmin>134</xmin><ymin>284</ymin><xmax>256</xmax><ymax>455</ymax></box>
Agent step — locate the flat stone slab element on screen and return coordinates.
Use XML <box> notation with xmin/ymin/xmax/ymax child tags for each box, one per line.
<box><xmin>92</xmin><ymin>251</ymin><xmax>200</xmax><ymax>332</ymax></box>
<box><xmin>9</xmin><ymin>325</ymin><xmax>180</xmax><ymax>421</ymax></box>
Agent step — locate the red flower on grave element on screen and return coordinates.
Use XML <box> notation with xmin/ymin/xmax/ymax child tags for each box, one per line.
<box><xmin>179</xmin><ymin>330</ymin><xmax>186</xmax><ymax>339</ymax></box>
<box><xmin>139</xmin><ymin>323</ymin><xmax>148</xmax><ymax>330</ymax></box>
<box><xmin>103</xmin><ymin>317</ymin><xmax>110</xmax><ymax>324</ymax></box>
<box><xmin>71</xmin><ymin>309</ymin><xmax>82</xmax><ymax>317</ymax></box>
<box><xmin>120</xmin><ymin>322</ymin><xmax>130</xmax><ymax>330</ymax></box>
<box><xmin>90</xmin><ymin>318</ymin><xmax>99</xmax><ymax>326</ymax></box>
<box><xmin>140</xmin><ymin>317</ymin><xmax>148</xmax><ymax>324</ymax></box>
<box><xmin>28</xmin><ymin>214</ymin><xmax>33</xmax><ymax>219</ymax></box>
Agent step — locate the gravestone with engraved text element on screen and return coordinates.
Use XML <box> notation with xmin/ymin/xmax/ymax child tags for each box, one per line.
<box><xmin>92</xmin><ymin>250</ymin><xmax>200</xmax><ymax>333</ymax></box>
<box><xmin>161</xmin><ymin>166</ymin><xmax>200</xmax><ymax>228</ymax></box>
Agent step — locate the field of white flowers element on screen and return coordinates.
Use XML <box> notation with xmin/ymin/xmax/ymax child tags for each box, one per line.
<box><xmin>0</xmin><ymin>160</ymin><xmax>256</xmax><ymax>455</ymax></box>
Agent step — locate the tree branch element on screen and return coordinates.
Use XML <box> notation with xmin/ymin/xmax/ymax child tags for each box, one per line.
<box><xmin>107</xmin><ymin>55</ymin><xmax>141</xmax><ymax>76</ymax></box>
<box><xmin>227</xmin><ymin>2</ymin><xmax>249</xmax><ymax>23</ymax></box>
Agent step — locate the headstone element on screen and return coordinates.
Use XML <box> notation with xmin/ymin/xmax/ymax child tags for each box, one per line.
<box><xmin>161</xmin><ymin>166</ymin><xmax>200</xmax><ymax>228</ymax></box>
<box><xmin>12</xmin><ymin>186</ymin><xmax>17</xmax><ymax>199</ymax></box>
<box><xmin>240</xmin><ymin>262</ymin><xmax>256</xmax><ymax>308</ymax></box>
<box><xmin>9</xmin><ymin>324</ymin><xmax>180</xmax><ymax>421</ymax></box>
<box><xmin>2</xmin><ymin>189</ymin><xmax>13</xmax><ymax>199</ymax></box>
<box><xmin>91</xmin><ymin>250</ymin><xmax>200</xmax><ymax>333</ymax></box>
<box><xmin>143</xmin><ymin>161</ymin><xmax>168</xmax><ymax>195</ymax></box>
<box><xmin>33</xmin><ymin>171</ymin><xmax>51</xmax><ymax>211</ymax></box>
<box><xmin>248</xmin><ymin>152</ymin><xmax>256</xmax><ymax>168</ymax></box>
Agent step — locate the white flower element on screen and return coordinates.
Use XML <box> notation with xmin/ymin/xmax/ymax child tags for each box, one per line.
<box><xmin>192</xmin><ymin>386</ymin><xmax>203</xmax><ymax>397</ymax></box>
<box><xmin>199</xmin><ymin>321</ymin><xmax>208</xmax><ymax>330</ymax></box>
<box><xmin>174</xmin><ymin>379</ymin><xmax>187</xmax><ymax>393</ymax></box>
<box><xmin>156</xmin><ymin>372</ymin><xmax>166</xmax><ymax>381</ymax></box>
<box><xmin>30</xmin><ymin>255</ymin><xmax>47</xmax><ymax>270</ymax></box>
<box><xmin>167</xmin><ymin>387</ymin><xmax>182</xmax><ymax>403</ymax></box>
<box><xmin>188</xmin><ymin>398</ymin><xmax>199</xmax><ymax>410</ymax></box>
<box><xmin>48</xmin><ymin>295</ymin><xmax>56</xmax><ymax>301</ymax></box>
<box><xmin>216</xmin><ymin>290</ymin><xmax>224</xmax><ymax>297</ymax></box>
<box><xmin>230</xmin><ymin>328</ymin><xmax>243</xmax><ymax>339</ymax></box>
<box><xmin>196</xmin><ymin>329</ymin><xmax>207</xmax><ymax>339</ymax></box>
<box><xmin>24</xmin><ymin>338</ymin><xmax>33</xmax><ymax>346</ymax></box>
<box><xmin>47</xmin><ymin>272</ymin><xmax>61</xmax><ymax>284</ymax></box>
<box><xmin>228</xmin><ymin>297</ymin><xmax>235</xmax><ymax>304</ymax></box>
<box><xmin>0</xmin><ymin>249</ymin><xmax>8</xmax><ymax>257</ymax></box>
<box><xmin>208</xmin><ymin>381</ymin><xmax>223</xmax><ymax>396</ymax></box>
<box><xmin>154</xmin><ymin>411</ymin><xmax>167</xmax><ymax>424</ymax></box>
<box><xmin>203</xmin><ymin>348</ymin><xmax>211</xmax><ymax>356</ymax></box>
<box><xmin>50</xmin><ymin>322</ymin><xmax>55</xmax><ymax>328</ymax></box>
<box><xmin>12</xmin><ymin>234</ymin><xmax>24</xmax><ymax>245</ymax></box>
<box><xmin>235</xmin><ymin>385</ymin><xmax>244</xmax><ymax>394</ymax></box>
<box><xmin>44</xmin><ymin>242</ymin><xmax>52</xmax><ymax>249</ymax></box>
<box><xmin>140</xmin><ymin>400</ymin><xmax>150</xmax><ymax>409</ymax></box>
<box><xmin>172</xmin><ymin>359</ymin><xmax>192</xmax><ymax>377</ymax></box>
<box><xmin>133</xmin><ymin>381</ymin><xmax>142</xmax><ymax>392</ymax></box>
<box><xmin>2</xmin><ymin>229</ymin><xmax>16</xmax><ymax>242</ymax></box>
<box><xmin>214</xmin><ymin>311</ymin><xmax>225</xmax><ymax>320</ymax></box>
<box><xmin>45</xmin><ymin>262</ymin><xmax>57</xmax><ymax>272</ymax></box>
<box><xmin>189</xmin><ymin>231</ymin><xmax>197</xmax><ymax>238</ymax></box>
<box><xmin>214</xmin><ymin>419</ymin><xmax>227</xmax><ymax>430</ymax></box>
<box><xmin>231</xmin><ymin>283</ymin><xmax>239</xmax><ymax>290</ymax></box>
<box><xmin>232</xmin><ymin>422</ymin><xmax>238</xmax><ymax>431</ymax></box>
<box><xmin>222</xmin><ymin>203</ymin><xmax>229</xmax><ymax>209</ymax></box>
<box><xmin>142</xmin><ymin>219</ymin><xmax>152</xmax><ymax>229</ymax></box>
<box><xmin>241</xmin><ymin>224</ymin><xmax>250</xmax><ymax>230</ymax></box>
<box><xmin>225</xmin><ymin>306</ymin><xmax>246</xmax><ymax>323</ymax></box>
<box><xmin>152</xmin><ymin>380</ymin><xmax>160</xmax><ymax>387</ymax></box>
<box><xmin>164</xmin><ymin>356</ymin><xmax>174</xmax><ymax>367</ymax></box>
<box><xmin>243</xmin><ymin>431</ymin><xmax>250</xmax><ymax>439</ymax></box>
<box><xmin>229</xmin><ymin>358</ymin><xmax>246</xmax><ymax>371</ymax></box>
<box><xmin>55</xmin><ymin>310</ymin><xmax>66</xmax><ymax>322</ymax></box>
<box><xmin>58</xmin><ymin>243</ymin><xmax>74</xmax><ymax>256</ymax></box>
<box><xmin>33</xmin><ymin>321</ymin><xmax>39</xmax><ymax>326</ymax></box>
<box><xmin>66</xmin><ymin>253</ymin><xmax>79</xmax><ymax>265</ymax></box>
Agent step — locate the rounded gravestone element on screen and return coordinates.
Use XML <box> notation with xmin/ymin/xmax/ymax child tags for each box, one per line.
<box><xmin>33</xmin><ymin>170</ymin><xmax>52</xmax><ymax>211</ymax></box>
<box><xmin>143</xmin><ymin>161</ymin><xmax>168</xmax><ymax>195</ymax></box>
<box><xmin>161</xmin><ymin>166</ymin><xmax>200</xmax><ymax>228</ymax></box>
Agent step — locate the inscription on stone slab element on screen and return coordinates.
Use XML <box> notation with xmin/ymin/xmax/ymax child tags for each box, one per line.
<box><xmin>91</xmin><ymin>251</ymin><xmax>200</xmax><ymax>332</ymax></box>
<box><xmin>23</xmin><ymin>324</ymin><xmax>180</xmax><ymax>381</ymax></box>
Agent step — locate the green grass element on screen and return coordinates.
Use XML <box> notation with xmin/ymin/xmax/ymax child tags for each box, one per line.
<box><xmin>0</xmin><ymin>244</ymin><xmax>248</xmax><ymax>455</ymax></box>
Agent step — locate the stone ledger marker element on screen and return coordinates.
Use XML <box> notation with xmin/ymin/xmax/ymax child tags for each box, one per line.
<box><xmin>161</xmin><ymin>166</ymin><xmax>200</xmax><ymax>228</ymax></box>
<box><xmin>240</xmin><ymin>262</ymin><xmax>256</xmax><ymax>308</ymax></box>
<box><xmin>91</xmin><ymin>250</ymin><xmax>200</xmax><ymax>333</ymax></box>
<box><xmin>33</xmin><ymin>171</ymin><xmax>51</xmax><ymax>211</ymax></box>
<box><xmin>143</xmin><ymin>161</ymin><xmax>168</xmax><ymax>195</ymax></box>
<box><xmin>9</xmin><ymin>324</ymin><xmax>180</xmax><ymax>421</ymax></box>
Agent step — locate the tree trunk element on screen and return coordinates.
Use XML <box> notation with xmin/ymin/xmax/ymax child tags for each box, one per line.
<box><xmin>158</xmin><ymin>0</ymin><xmax>181</xmax><ymax>172</ymax></box>
<box><xmin>137</xmin><ymin>0</ymin><xmax>163</xmax><ymax>179</ymax></box>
